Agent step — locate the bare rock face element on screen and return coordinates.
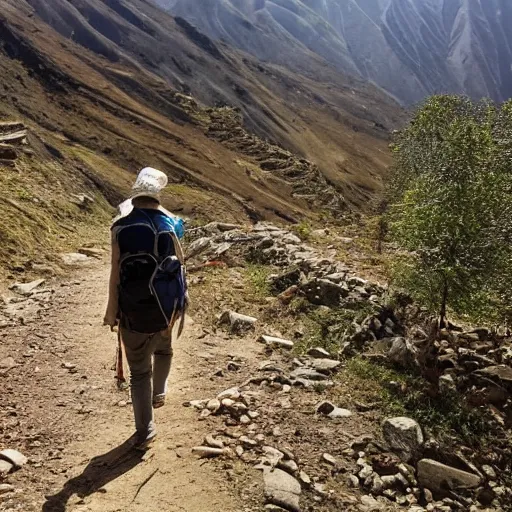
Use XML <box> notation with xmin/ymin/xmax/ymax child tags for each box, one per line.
<box><xmin>161</xmin><ymin>0</ymin><xmax>512</xmax><ymax>105</ymax></box>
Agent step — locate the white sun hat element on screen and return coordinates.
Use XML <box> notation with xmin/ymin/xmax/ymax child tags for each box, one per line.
<box><xmin>130</xmin><ymin>167</ymin><xmax>168</xmax><ymax>201</ymax></box>
<box><xmin>112</xmin><ymin>167</ymin><xmax>169</xmax><ymax>224</ymax></box>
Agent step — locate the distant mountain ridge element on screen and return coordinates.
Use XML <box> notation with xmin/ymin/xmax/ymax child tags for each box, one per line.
<box><xmin>157</xmin><ymin>0</ymin><xmax>512</xmax><ymax>104</ymax></box>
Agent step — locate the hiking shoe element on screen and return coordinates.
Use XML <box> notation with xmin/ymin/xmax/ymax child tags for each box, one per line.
<box><xmin>131</xmin><ymin>430</ymin><xmax>157</xmax><ymax>451</ymax></box>
<box><xmin>153</xmin><ymin>395</ymin><xmax>166</xmax><ymax>409</ymax></box>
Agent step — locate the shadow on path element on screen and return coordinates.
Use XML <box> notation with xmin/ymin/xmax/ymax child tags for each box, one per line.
<box><xmin>42</xmin><ymin>436</ymin><xmax>145</xmax><ymax>512</ymax></box>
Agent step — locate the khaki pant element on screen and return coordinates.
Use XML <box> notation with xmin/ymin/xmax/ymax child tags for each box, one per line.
<box><xmin>120</xmin><ymin>327</ymin><xmax>173</xmax><ymax>438</ymax></box>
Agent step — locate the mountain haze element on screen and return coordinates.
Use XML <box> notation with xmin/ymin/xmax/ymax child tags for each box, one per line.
<box><xmin>159</xmin><ymin>0</ymin><xmax>512</xmax><ymax>105</ymax></box>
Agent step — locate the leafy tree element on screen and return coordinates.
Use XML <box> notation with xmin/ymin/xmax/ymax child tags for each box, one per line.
<box><xmin>388</xmin><ymin>95</ymin><xmax>512</xmax><ymax>326</ymax></box>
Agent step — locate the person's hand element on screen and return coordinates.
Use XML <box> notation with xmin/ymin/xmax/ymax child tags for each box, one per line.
<box><xmin>103</xmin><ymin>311</ymin><xmax>118</xmax><ymax>331</ymax></box>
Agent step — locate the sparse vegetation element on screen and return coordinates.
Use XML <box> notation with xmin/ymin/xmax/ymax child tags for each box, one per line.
<box><xmin>346</xmin><ymin>358</ymin><xmax>492</xmax><ymax>447</ymax></box>
<box><xmin>291</xmin><ymin>220</ymin><xmax>312</xmax><ymax>240</ymax></box>
<box><xmin>290</xmin><ymin>299</ymin><xmax>378</xmax><ymax>355</ymax></box>
<box><xmin>245</xmin><ymin>263</ymin><xmax>271</xmax><ymax>300</ymax></box>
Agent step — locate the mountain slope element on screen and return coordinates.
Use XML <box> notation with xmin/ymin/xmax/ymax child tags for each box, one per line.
<box><xmin>160</xmin><ymin>0</ymin><xmax>512</xmax><ymax>104</ymax></box>
<box><xmin>0</xmin><ymin>0</ymin><xmax>401</xmax><ymax>275</ymax></box>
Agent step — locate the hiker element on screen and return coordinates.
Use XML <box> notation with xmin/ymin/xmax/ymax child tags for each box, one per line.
<box><xmin>103</xmin><ymin>167</ymin><xmax>187</xmax><ymax>450</ymax></box>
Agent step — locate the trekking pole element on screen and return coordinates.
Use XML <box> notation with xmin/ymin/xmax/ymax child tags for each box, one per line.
<box><xmin>113</xmin><ymin>326</ymin><xmax>128</xmax><ymax>391</ymax></box>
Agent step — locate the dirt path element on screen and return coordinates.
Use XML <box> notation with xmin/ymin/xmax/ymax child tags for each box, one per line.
<box><xmin>0</xmin><ymin>259</ymin><xmax>256</xmax><ymax>512</ymax></box>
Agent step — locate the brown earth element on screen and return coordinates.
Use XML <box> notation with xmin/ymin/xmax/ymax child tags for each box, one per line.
<box><xmin>0</xmin><ymin>244</ymin><xmax>385</xmax><ymax>512</ymax></box>
<box><xmin>0</xmin><ymin>0</ymin><xmax>405</xmax><ymax>278</ymax></box>
<box><xmin>0</xmin><ymin>259</ymin><xmax>254</xmax><ymax>512</ymax></box>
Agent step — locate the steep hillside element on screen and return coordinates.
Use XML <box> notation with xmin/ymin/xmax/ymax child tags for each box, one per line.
<box><xmin>0</xmin><ymin>0</ymin><xmax>401</xmax><ymax>278</ymax></box>
<box><xmin>22</xmin><ymin>0</ymin><xmax>402</xmax><ymax>189</ymax></box>
<box><xmin>161</xmin><ymin>0</ymin><xmax>512</xmax><ymax>105</ymax></box>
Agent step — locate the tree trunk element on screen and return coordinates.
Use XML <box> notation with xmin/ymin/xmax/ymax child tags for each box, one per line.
<box><xmin>439</xmin><ymin>278</ymin><xmax>448</xmax><ymax>329</ymax></box>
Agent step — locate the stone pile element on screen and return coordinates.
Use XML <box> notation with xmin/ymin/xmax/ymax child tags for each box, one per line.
<box><xmin>0</xmin><ymin>121</ymin><xmax>28</xmax><ymax>166</ymax></box>
<box><xmin>185</xmin><ymin>221</ymin><xmax>511</xmax><ymax>511</ymax></box>
<box><xmin>187</xmin><ymin>221</ymin><xmax>386</xmax><ymax>310</ymax></box>
<box><xmin>341</xmin><ymin>415</ymin><xmax>511</xmax><ymax>511</ymax></box>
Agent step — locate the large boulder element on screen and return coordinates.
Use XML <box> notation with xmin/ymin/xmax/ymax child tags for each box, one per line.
<box><xmin>382</xmin><ymin>417</ymin><xmax>423</xmax><ymax>462</ymax></box>
<box><xmin>270</xmin><ymin>268</ymin><xmax>302</xmax><ymax>294</ymax></box>
<box><xmin>263</xmin><ymin>468</ymin><xmax>301</xmax><ymax>512</ymax></box>
<box><xmin>387</xmin><ymin>337</ymin><xmax>418</xmax><ymax>369</ymax></box>
<box><xmin>302</xmin><ymin>278</ymin><xmax>348</xmax><ymax>306</ymax></box>
<box><xmin>475</xmin><ymin>365</ymin><xmax>512</xmax><ymax>392</ymax></box>
<box><xmin>417</xmin><ymin>459</ymin><xmax>481</xmax><ymax>495</ymax></box>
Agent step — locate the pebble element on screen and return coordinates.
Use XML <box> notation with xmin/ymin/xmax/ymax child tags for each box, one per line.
<box><xmin>316</xmin><ymin>400</ymin><xmax>336</xmax><ymax>415</ymax></box>
<box><xmin>347</xmin><ymin>474</ymin><xmax>360</xmax><ymax>487</ymax></box>
<box><xmin>322</xmin><ymin>453</ymin><xmax>337</xmax><ymax>466</ymax></box>
<box><xmin>240</xmin><ymin>415</ymin><xmax>251</xmax><ymax>425</ymax></box>
<box><xmin>482</xmin><ymin>465</ymin><xmax>497</xmax><ymax>479</ymax></box>
<box><xmin>278</xmin><ymin>459</ymin><xmax>298</xmax><ymax>474</ymax></box>
<box><xmin>259</xmin><ymin>335</ymin><xmax>294</xmax><ymax>350</ymax></box>
<box><xmin>199</xmin><ymin>409</ymin><xmax>211</xmax><ymax>419</ymax></box>
<box><xmin>0</xmin><ymin>449</ymin><xmax>28</xmax><ymax>468</ymax></box>
<box><xmin>10</xmin><ymin>279</ymin><xmax>45</xmax><ymax>295</ymax></box>
<box><xmin>205</xmin><ymin>435</ymin><xmax>224</xmax><ymax>449</ymax></box>
<box><xmin>192</xmin><ymin>446</ymin><xmax>230</xmax><ymax>458</ymax></box>
<box><xmin>329</xmin><ymin>407</ymin><xmax>353</xmax><ymax>419</ymax></box>
<box><xmin>0</xmin><ymin>460</ymin><xmax>13</xmax><ymax>475</ymax></box>
<box><xmin>187</xmin><ymin>400</ymin><xmax>208</xmax><ymax>410</ymax></box>
<box><xmin>299</xmin><ymin>471</ymin><xmax>311</xmax><ymax>485</ymax></box>
<box><xmin>217</xmin><ymin>387</ymin><xmax>241</xmax><ymax>400</ymax></box>
<box><xmin>307</xmin><ymin>347</ymin><xmax>332</xmax><ymax>358</ymax></box>
<box><xmin>358</xmin><ymin>464</ymin><xmax>374</xmax><ymax>480</ymax></box>
<box><xmin>60</xmin><ymin>253</ymin><xmax>91</xmax><ymax>266</ymax></box>
<box><xmin>0</xmin><ymin>484</ymin><xmax>14</xmax><ymax>495</ymax></box>
<box><xmin>261</xmin><ymin>446</ymin><xmax>284</xmax><ymax>466</ymax></box>
<box><xmin>264</xmin><ymin>505</ymin><xmax>288</xmax><ymax>511</ymax></box>
<box><xmin>382</xmin><ymin>417</ymin><xmax>424</xmax><ymax>462</ymax></box>
<box><xmin>359</xmin><ymin>495</ymin><xmax>384</xmax><ymax>510</ymax></box>
<box><xmin>239</xmin><ymin>436</ymin><xmax>258</xmax><ymax>447</ymax></box>
<box><xmin>206</xmin><ymin>398</ymin><xmax>221</xmax><ymax>412</ymax></box>
<box><xmin>219</xmin><ymin>311</ymin><xmax>257</xmax><ymax>334</ymax></box>
<box><xmin>309</xmin><ymin>358</ymin><xmax>341</xmax><ymax>373</ymax></box>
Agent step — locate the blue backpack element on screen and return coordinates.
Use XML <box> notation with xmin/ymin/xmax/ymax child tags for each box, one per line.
<box><xmin>112</xmin><ymin>208</ymin><xmax>187</xmax><ymax>334</ymax></box>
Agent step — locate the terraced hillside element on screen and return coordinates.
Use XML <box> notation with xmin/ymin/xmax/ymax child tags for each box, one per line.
<box><xmin>0</xmin><ymin>0</ymin><xmax>402</xmax><ymax>278</ymax></box>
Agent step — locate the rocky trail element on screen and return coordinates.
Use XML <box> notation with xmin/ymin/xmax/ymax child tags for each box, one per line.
<box><xmin>0</xmin><ymin>260</ymin><xmax>251</xmax><ymax>512</ymax></box>
<box><xmin>0</xmin><ymin>221</ymin><xmax>511</xmax><ymax>512</ymax></box>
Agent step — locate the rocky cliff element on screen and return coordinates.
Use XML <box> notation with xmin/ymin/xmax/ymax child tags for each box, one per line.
<box><xmin>160</xmin><ymin>0</ymin><xmax>512</xmax><ymax>104</ymax></box>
